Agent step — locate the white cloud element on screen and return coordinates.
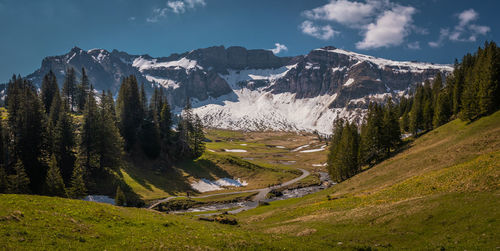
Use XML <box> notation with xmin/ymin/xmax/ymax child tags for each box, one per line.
<box><xmin>128</xmin><ymin>16</ymin><xmax>136</xmax><ymax>21</ymax></box>
<box><xmin>167</xmin><ymin>1</ymin><xmax>186</xmax><ymax>14</ymax></box>
<box><xmin>300</xmin><ymin>21</ymin><xmax>339</xmax><ymax>40</ymax></box>
<box><xmin>407</xmin><ymin>41</ymin><xmax>420</xmax><ymax>50</ymax></box>
<box><xmin>458</xmin><ymin>9</ymin><xmax>477</xmax><ymax>26</ymax></box>
<box><xmin>301</xmin><ymin>0</ymin><xmax>421</xmax><ymax>49</ymax></box>
<box><xmin>303</xmin><ymin>0</ymin><xmax>384</xmax><ymax>28</ymax></box>
<box><xmin>356</xmin><ymin>6</ymin><xmax>416</xmax><ymax>49</ymax></box>
<box><xmin>270</xmin><ymin>43</ymin><xmax>288</xmax><ymax>54</ymax></box>
<box><xmin>429</xmin><ymin>9</ymin><xmax>490</xmax><ymax>47</ymax></box>
<box><xmin>147</xmin><ymin>0</ymin><xmax>206</xmax><ymax>22</ymax></box>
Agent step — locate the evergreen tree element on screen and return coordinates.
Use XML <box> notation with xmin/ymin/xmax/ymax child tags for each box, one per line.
<box><xmin>327</xmin><ymin>120</ymin><xmax>360</xmax><ymax>183</ymax></box>
<box><xmin>433</xmin><ymin>91</ymin><xmax>452</xmax><ymax>128</ymax></box>
<box><xmin>68</xmin><ymin>163</ymin><xmax>86</xmax><ymax>198</ymax></box>
<box><xmin>40</xmin><ymin>70</ymin><xmax>59</xmax><ymax>113</ymax></box>
<box><xmin>0</xmin><ymin>165</ymin><xmax>7</xmax><ymax>193</ymax></box>
<box><xmin>159</xmin><ymin>102</ymin><xmax>173</xmax><ymax>150</ymax></box>
<box><xmin>400</xmin><ymin>112</ymin><xmax>410</xmax><ymax>133</ymax></box>
<box><xmin>382</xmin><ymin>98</ymin><xmax>401</xmax><ymax>155</ymax></box>
<box><xmin>409</xmin><ymin>84</ymin><xmax>424</xmax><ymax>136</ymax></box>
<box><xmin>97</xmin><ymin>91</ymin><xmax>124</xmax><ymax>169</ymax></box>
<box><xmin>7</xmin><ymin>76</ymin><xmax>45</xmax><ymax>192</ymax></box>
<box><xmin>116</xmin><ymin>76</ymin><xmax>142</xmax><ymax>150</ymax></box>
<box><xmin>359</xmin><ymin>103</ymin><xmax>384</xmax><ymax>165</ymax></box>
<box><xmin>8</xmin><ymin>159</ymin><xmax>31</xmax><ymax>194</ymax></box>
<box><xmin>62</xmin><ymin>67</ymin><xmax>77</xmax><ymax>112</ymax></box>
<box><xmin>76</xmin><ymin>67</ymin><xmax>90</xmax><ymax>112</ymax></box>
<box><xmin>52</xmin><ymin>103</ymin><xmax>76</xmax><ymax>185</ymax></box>
<box><xmin>45</xmin><ymin>155</ymin><xmax>66</xmax><ymax>197</ymax></box>
<box><xmin>139</xmin><ymin>109</ymin><xmax>161</xmax><ymax>159</ymax></box>
<box><xmin>77</xmin><ymin>85</ymin><xmax>100</xmax><ymax>172</ymax></box>
<box><xmin>192</xmin><ymin>115</ymin><xmax>206</xmax><ymax>159</ymax></box>
<box><xmin>115</xmin><ymin>186</ymin><xmax>126</xmax><ymax>206</ymax></box>
<box><xmin>477</xmin><ymin>41</ymin><xmax>500</xmax><ymax>116</ymax></box>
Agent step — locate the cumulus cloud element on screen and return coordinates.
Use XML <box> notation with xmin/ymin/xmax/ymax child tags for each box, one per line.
<box><xmin>147</xmin><ymin>0</ymin><xmax>206</xmax><ymax>22</ymax></box>
<box><xmin>270</xmin><ymin>43</ymin><xmax>288</xmax><ymax>54</ymax></box>
<box><xmin>429</xmin><ymin>9</ymin><xmax>490</xmax><ymax>47</ymax></box>
<box><xmin>303</xmin><ymin>0</ymin><xmax>384</xmax><ymax>28</ymax></box>
<box><xmin>300</xmin><ymin>20</ymin><xmax>339</xmax><ymax>40</ymax></box>
<box><xmin>356</xmin><ymin>6</ymin><xmax>416</xmax><ymax>49</ymax></box>
<box><xmin>301</xmin><ymin>0</ymin><xmax>420</xmax><ymax>49</ymax></box>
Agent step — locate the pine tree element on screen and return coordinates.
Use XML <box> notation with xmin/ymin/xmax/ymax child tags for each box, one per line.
<box><xmin>40</xmin><ymin>70</ymin><xmax>59</xmax><ymax>113</ymax></box>
<box><xmin>116</xmin><ymin>76</ymin><xmax>142</xmax><ymax>150</ymax></box>
<box><xmin>62</xmin><ymin>67</ymin><xmax>77</xmax><ymax>112</ymax></box>
<box><xmin>7</xmin><ymin>76</ymin><xmax>45</xmax><ymax>192</ymax></box>
<box><xmin>115</xmin><ymin>186</ymin><xmax>126</xmax><ymax>206</ymax></box>
<box><xmin>52</xmin><ymin>103</ymin><xmax>76</xmax><ymax>185</ymax></box>
<box><xmin>192</xmin><ymin>115</ymin><xmax>206</xmax><ymax>159</ymax></box>
<box><xmin>78</xmin><ymin>85</ymin><xmax>100</xmax><ymax>171</ymax></box>
<box><xmin>139</xmin><ymin>109</ymin><xmax>161</xmax><ymax>159</ymax></box>
<box><xmin>68</xmin><ymin>163</ymin><xmax>86</xmax><ymax>198</ymax></box>
<box><xmin>409</xmin><ymin>84</ymin><xmax>424</xmax><ymax>136</ymax></box>
<box><xmin>359</xmin><ymin>103</ymin><xmax>384</xmax><ymax>165</ymax></box>
<box><xmin>97</xmin><ymin>91</ymin><xmax>124</xmax><ymax>169</ymax></box>
<box><xmin>0</xmin><ymin>165</ymin><xmax>7</xmax><ymax>193</ymax></box>
<box><xmin>45</xmin><ymin>155</ymin><xmax>66</xmax><ymax>197</ymax></box>
<box><xmin>327</xmin><ymin>120</ymin><xmax>360</xmax><ymax>183</ymax></box>
<box><xmin>382</xmin><ymin>98</ymin><xmax>401</xmax><ymax>156</ymax></box>
<box><xmin>433</xmin><ymin>91</ymin><xmax>452</xmax><ymax>128</ymax></box>
<box><xmin>478</xmin><ymin>41</ymin><xmax>500</xmax><ymax>116</ymax></box>
<box><xmin>76</xmin><ymin>67</ymin><xmax>90</xmax><ymax>112</ymax></box>
<box><xmin>159</xmin><ymin>102</ymin><xmax>173</xmax><ymax>150</ymax></box>
<box><xmin>8</xmin><ymin>159</ymin><xmax>31</xmax><ymax>194</ymax></box>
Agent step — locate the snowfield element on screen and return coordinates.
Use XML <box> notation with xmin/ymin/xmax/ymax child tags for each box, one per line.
<box><xmin>190</xmin><ymin>66</ymin><xmax>363</xmax><ymax>135</ymax></box>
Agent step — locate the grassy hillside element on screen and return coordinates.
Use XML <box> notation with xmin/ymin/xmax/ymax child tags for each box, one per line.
<box><xmin>1</xmin><ymin>111</ymin><xmax>499</xmax><ymax>250</ymax></box>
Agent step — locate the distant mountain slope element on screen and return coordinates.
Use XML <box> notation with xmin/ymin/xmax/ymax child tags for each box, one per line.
<box><xmin>21</xmin><ymin>45</ymin><xmax>452</xmax><ymax>134</ymax></box>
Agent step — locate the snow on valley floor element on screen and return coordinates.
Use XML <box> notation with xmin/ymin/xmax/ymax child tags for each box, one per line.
<box><xmin>300</xmin><ymin>145</ymin><xmax>327</xmax><ymax>153</ymax></box>
<box><xmin>191</xmin><ymin>178</ymin><xmax>249</xmax><ymax>192</ymax></box>
<box><xmin>224</xmin><ymin>149</ymin><xmax>247</xmax><ymax>153</ymax></box>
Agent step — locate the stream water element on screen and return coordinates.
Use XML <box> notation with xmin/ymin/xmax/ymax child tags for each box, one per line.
<box><xmin>169</xmin><ymin>172</ymin><xmax>334</xmax><ymax>215</ymax></box>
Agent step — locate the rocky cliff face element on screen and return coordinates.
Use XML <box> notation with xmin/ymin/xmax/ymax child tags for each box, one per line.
<box><xmin>18</xmin><ymin>45</ymin><xmax>452</xmax><ymax>134</ymax></box>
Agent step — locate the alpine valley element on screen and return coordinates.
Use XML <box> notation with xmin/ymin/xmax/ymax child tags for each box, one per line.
<box><xmin>19</xmin><ymin>45</ymin><xmax>452</xmax><ymax>134</ymax></box>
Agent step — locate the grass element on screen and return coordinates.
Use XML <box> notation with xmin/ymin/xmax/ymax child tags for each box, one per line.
<box><xmin>1</xmin><ymin>111</ymin><xmax>500</xmax><ymax>249</ymax></box>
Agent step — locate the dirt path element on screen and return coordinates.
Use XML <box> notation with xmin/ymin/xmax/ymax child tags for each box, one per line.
<box><xmin>147</xmin><ymin>168</ymin><xmax>310</xmax><ymax>211</ymax></box>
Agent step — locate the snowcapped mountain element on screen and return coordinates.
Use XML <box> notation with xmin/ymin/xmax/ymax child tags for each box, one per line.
<box><xmin>20</xmin><ymin>45</ymin><xmax>452</xmax><ymax>134</ymax></box>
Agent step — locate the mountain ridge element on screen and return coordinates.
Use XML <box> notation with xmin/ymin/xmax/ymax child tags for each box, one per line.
<box><xmin>17</xmin><ymin>45</ymin><xmax>453</xmax><ymax>134</ymax></box>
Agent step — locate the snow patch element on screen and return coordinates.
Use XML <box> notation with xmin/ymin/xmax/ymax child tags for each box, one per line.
<box><xmin>191</xmin><ymin>178</ymin><xmax>248</xmax><ymax>192</ymax></box>
<box><xmin>133</xmin><ymin>56</ymin><xmax>202</xmax><ymax>73</ymax></box>
<box><xmin>224</xmin><ymin>149</ymin><xmax>247</xmax><ymax>153</ymax></box>
<box><xmin>344</xmin><ymin>78</ymin><xmax>355</xmax><ymax>87</ymax></box>
<box><xmin>300</xmin><ymin>145</ymin><xmax>326</xmax><ymax>153</ymax></box>
<box><xmin>145</xmin><ymin>75</ymin><xmax>180</xmax><ymax>89</ymax></box>
<box><xmin>292</xmin><ymin>144</ymin><xmax>310</xmax><ymax>152</ymax></box>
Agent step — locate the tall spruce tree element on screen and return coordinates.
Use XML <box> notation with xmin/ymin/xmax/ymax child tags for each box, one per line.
<box><xmin>62</xmin><ymin>67</ymin><xmax>77</xmax><ymax>112</ymax></box>
<box><xmin>117</xmin><ymin>76</ymin><xmax>142</xmax><ymax>150</ymax></box>
<box><xmin>45</xmin><ymin>155</ymin><xmax>66</xmax><ymax>197</ymax></box>
<box><xmin>7</xmin><ymin>76</ymin><xmax>45</xmax><ymax>192</ymax></box>
<box><xmin>76</xmin><ymin>67</ymin><xmax>90</xmax><ymax>112</ymax></box>
<box><xmin>8</xmin><ymin>159</ymin><xmax>31</xmax><ymax>194</ymax></box>
<box><xmin>53</xmin><ymin>102</ymin><xmax>76</xmax><ymax>185</ymax></box>
<box><xmin>381</xmin><ymin>98</ymin><xmax>401</xmax><ymax>155</ymax></box>
<box><xmin>97</xmin><ymin>91</ymin><xmax>124</xmax><ymax>169</ymax></box>
<box><xmin>68</xmin><ymin>163</ymin><xmax>86</xmax><ymax>198</ymax></box>
<box><xmin>192</xmin><ymin>115</ymin><xmax>206</xmax><ymax>159</ymax></box>
<box><xmin>40</xmin><ymin>70</ymin><xmax>59</xmax><ymax>113</ymax></box>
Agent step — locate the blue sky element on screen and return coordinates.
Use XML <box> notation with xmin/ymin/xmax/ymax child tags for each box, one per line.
<box><xmin>0</xmin><ymin>0</ymin><xmax>498</xmax><ymax>81</ymax></box>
